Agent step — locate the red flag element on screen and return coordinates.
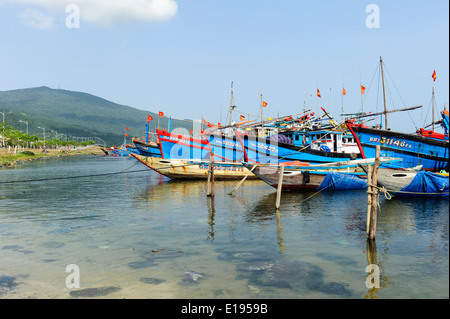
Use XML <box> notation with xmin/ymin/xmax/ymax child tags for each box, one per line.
<box><xmin>158</xmin><ymin>111</ymin><xmax>164</xmax><ymax>117</ymax></box>
<box><xmin>317</xmin><ymin>89</ymin><xmax>321</xmax><ymax>98</ymax></box>
<box><xmin>342</xmin><ymin>87</ymin><xmax>346</xmax><ymax>96</ymax></box>
<box><xmin>126</xmin><ymin>127</ymin><xmax>129</xmax><ymax>130</ymax></box>
<box><xmin>125</xmin><ymin>133</ymin><xmax>128</xmax><ymax>137</ymax></box>
<box><xmin>240</xmin><ymin>115</ymin><xmax>245</xmax><ymax>121</ymax></box>
<box><xmin>432</xmin><ymin>70</ymin><xmax>437</xmax><ymax>82</ymax></box>
<box><xmin>360</xmin><ymin>85</ymin><xmax>366</xmax><ymax>95</ymax></box>
<box><xmin>147</xmin><ymin>115</ymin><xmax>153</xmax><ymax>122</ymax></box>
<box><xmin>262</xmin><ymin>101</ymin><xmax>268</xmax><ymax>107</ymax></box>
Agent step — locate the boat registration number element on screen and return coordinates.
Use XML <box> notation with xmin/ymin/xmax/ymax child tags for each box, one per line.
<box><xmin>369</xmin><ymin>136</ymin><xmax>412</xmax><ymax>149</ymax></box>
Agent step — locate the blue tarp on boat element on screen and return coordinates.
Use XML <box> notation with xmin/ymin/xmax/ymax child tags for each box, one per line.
<box><xmin>399</xmin><ymin>171</ymin><xmax>449</xmax><ymax>197</ymax></box>
<box><xmin>318</xmin><ymin>172</ymin><xmax>367</xmax><ymax>191</ymax></box>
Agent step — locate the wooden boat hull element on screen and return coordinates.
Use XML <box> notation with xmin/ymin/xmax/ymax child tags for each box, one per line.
<box><xmin>132</xmin><ymin>154</ymin><xmax>258</xmax><ymax>180</ymax></box>
<box><xmin>242</xmin><ymin>157</ymin><xmax>402</xmax><ymax>192</ymax></box>
<box><xmin>242</xmin><ymin>163</ymin><xmax>370</xmax><ymax>192</ymax></box>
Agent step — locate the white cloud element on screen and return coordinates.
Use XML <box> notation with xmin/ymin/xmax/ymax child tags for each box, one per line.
<box><xmin>10</xmin><ymin>0</ymin><xmax>178</xmax><ymax>27</ymax></box>
<box><xmin>19</xmin><ymin>8</ymin><xmax>54</xmax><ymax>29</ymax></box>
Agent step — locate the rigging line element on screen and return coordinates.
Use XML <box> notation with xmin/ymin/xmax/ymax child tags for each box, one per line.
<box><xmin>0</xmin><ymin>162</ymin><xmax>148</xmax><ymax>185</ymax></box>
<box><xmin>363</xmin><ymin>63</ymin><xmax>380</xmax><ymax>112</ymax></box>
<box><xmin>296</xmin><ymin>173</ymin><xmax>350</xmax><ymax>205</ymax></box>
<box><xmin>383</xmin><ymin>63</ymin><xmax>418</xmax><ymax>129</ymax></box>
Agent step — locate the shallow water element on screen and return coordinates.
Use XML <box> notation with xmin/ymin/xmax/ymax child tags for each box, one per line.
<box><xmin>0</xmin><ymin>155</ymin><xmax>448</xmax><ymax>299</ymax></box>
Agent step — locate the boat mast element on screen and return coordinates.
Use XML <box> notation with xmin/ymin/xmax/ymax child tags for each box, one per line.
<box><xmin>260</xmin><ymin>94</ymin><xmax>264</xmax><ymax>132</ymax></box>
<box><xmin>229</xmin><ymin>81</ymin><xmax>236</xmax><ymax>136</ymax></box>
<box><xmin>380</xmin><ymin>56</ymin><xmax>388</xmax><ymax>129</ymax></box>
<box><xmin>432</xmin><ymin>84</ymin><xmax>435</xmax><ymax>131</ymax></box>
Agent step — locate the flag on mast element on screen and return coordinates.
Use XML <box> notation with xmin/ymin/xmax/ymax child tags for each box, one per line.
<box><xmin>360</xmin><ymin>85</ymin><xmax>366</xmax><ymax>95</ymax></box>
<box><xmin>317</xmin><ymin>89</ymin><xmax>321</xmax><ymax>98</ymax></box>
<box><xmin>432</xmin><ymin>70</ymin><xmax>437</xmax><ymax>82</ymax></box>
<box><xmin>342</xmin><ymin>87</ymin><xmax>346</xmax><ymax>96</ymax></box>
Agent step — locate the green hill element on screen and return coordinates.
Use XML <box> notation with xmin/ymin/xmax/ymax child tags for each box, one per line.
<box><xmin>0</xmin><ymin>86</ymin><xmax>192</xmax><ymax>146</ymax></box>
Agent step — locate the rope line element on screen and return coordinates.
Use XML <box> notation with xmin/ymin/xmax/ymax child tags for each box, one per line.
<box><xmin>0</xmin><ymin>162</ymin><xmax>149</xmax><ymax>184</ymax></box>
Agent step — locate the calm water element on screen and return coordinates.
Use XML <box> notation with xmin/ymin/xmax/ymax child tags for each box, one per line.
<box><xmin>0</xmin><ymin>155</ymin><xmax>448</xmax><ymax>299</ymax></box>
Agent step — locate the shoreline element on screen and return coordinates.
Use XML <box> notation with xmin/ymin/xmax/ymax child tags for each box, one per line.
<box><xmin>0</xmin><ymin>145</ymin><xmax>108</xmax><ymax>169</ymax></box>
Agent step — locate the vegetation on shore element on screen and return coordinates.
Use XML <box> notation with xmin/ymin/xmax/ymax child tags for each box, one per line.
<box><xmin>0</xmin><ymin>145</ymin><xmax>106</xmax><ymax>168</ymax></box>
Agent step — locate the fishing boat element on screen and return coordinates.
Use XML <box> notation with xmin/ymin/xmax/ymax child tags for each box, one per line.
<box><xmin>416</xmin><ymin>109</ymin><xmax>449</xmax><ymax>140</ymax></box>
<box><xmin>242</xmin><ymin>157</ymin><xmax>401</xmax><ymax>192</ymax></box>
<box><xmin>157</xmin><ymin>127</ymin><xmax>362</xmax><ymax>165</ymax></box>
<box><xmin>125</xmin><ymin>144</ymin><xmax>139</xmax><ymax>156</ymax></box>
<box><xmin>347</xmin><ymin>117</ymin><xmax>449</xmax><ymax>172</ymax></box>
<box><xmin>360</xmin><ymin>166</ymin><xmax>449</xmax><ymax>197</ymax></box>
<box><xmin>132</xmin><ymin>139</ymin><xmax>162</xmax><ymax>157</ymax></box>
<box><xmin>131</xmin><ymin>154</ymin><xmax>259</xmax><ymax>180</ymax></box>
<box><xmin>345</xmin><ymin>57</ymin><xmax>449</xmax><ymax>172</ymax></box>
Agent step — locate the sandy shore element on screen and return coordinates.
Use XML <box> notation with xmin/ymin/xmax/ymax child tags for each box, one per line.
<box><xmin>0</xmin><ymin>145</ymin><xmax>108</xmax><ymax>168</ymax></box>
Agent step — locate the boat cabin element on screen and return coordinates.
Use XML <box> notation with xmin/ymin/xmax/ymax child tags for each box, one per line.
<box><xmin>279</xmin><ymin>130</ymin><xmax>360</xmax><ymax>154</ymax></box>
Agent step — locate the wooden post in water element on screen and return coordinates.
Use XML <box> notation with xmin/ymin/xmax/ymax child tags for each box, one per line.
<box><xmin>368</xmin><ymin>146</ymin><xmax>381</xmax><ymax>240</ymax></box>
<box><xmin>275</xmin><ymin>165</ymin><xmax>285</xmax><ymax>210</ymax></box>
<box><xmin>366</xmin><ymin>164</ymin><xmax>372</xmax><ymax>237</ymax></box>
<box><xmin>206</xmin><ymin>162</ymin><xmax>215</xmax><ymax>197</ymax></box>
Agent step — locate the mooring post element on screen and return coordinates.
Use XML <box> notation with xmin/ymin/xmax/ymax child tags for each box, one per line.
<box><xmin>206</xmin><ymin>162</ymin><xmax>215</xmax><ymax>197</ymax></box>
<box><xmin>275</xmin><ymin>165</ymin><xmax>285</xmax><ymax>209</ymax></box>
<box><xmin>368</xmin><ymin>145</ymin><xmax>381</xmax><ymax>240</ymax></box>
<box><xmin>366</xmin><ymin>164</ymin><xmax>372</xmax><ymax>236</ymax></box>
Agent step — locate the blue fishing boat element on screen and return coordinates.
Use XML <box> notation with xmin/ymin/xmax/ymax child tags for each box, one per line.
<box><xmin>132</xmin><ymin>140</ymin><xmax>162</xmax><ymax>157</ymax></box>
<box><xmin>157</xmin><ymin>129</ymin><xmax>211</xmax><ymax>160</ymax></box>
<box><xmin>346</xmin><ymin>120</ymin><xmax>449</xmax><ymax>172</ymax></box>
<box><xmin>345</xmin><ymin>57</ymin><xmax>449</xmax><ymax>172</ymax></box>
<box><xmin>157</xmin><ymin>127</ymin><xmax>362</xmax><ymax>165</ymax></box>
<box><xmin>125</xmin><ymin>144</ymin><xmax>139</xmax><ymax>156</ymax></box>
<box><xmin>416</xmin><ymin>109</ymin><xmax>449</xmax><ymax>141</ymax></box>
<box><xmin>207</xmin><ymin>129</ymin><xmax>361</xmax><ymax>164</ymax></box>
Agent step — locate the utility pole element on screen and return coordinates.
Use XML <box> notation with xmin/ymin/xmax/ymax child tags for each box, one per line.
<box><xmin>19</xmin><ymin>120</ymin><xmax>29</xmax><ymax>148</ymax></box>
<box><xmin>38</xmin><ymin>126</ymin><xmax>46</xmax><ymax>150</ymax></box>
<box><xmin>0</xmin><ymin>111</ymin><xmax>4</xmax><ymax>148</ymax></box>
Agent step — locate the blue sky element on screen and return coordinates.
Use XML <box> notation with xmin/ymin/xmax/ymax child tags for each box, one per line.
<box><xmin>0</xmin><ymin>0</ymin><xmax>448</xmax><ymax>133</ymax></box>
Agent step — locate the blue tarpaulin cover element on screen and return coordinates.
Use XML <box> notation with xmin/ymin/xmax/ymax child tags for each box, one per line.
<box><xmin>399</xmin><ymin>171</ymin><xmax>449</xmax><ymax>197</ymax></box>
<box><xmin>318</xmin><ymin>172</ymin><xmax>367</xmax><ymax>191</ymax></box>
